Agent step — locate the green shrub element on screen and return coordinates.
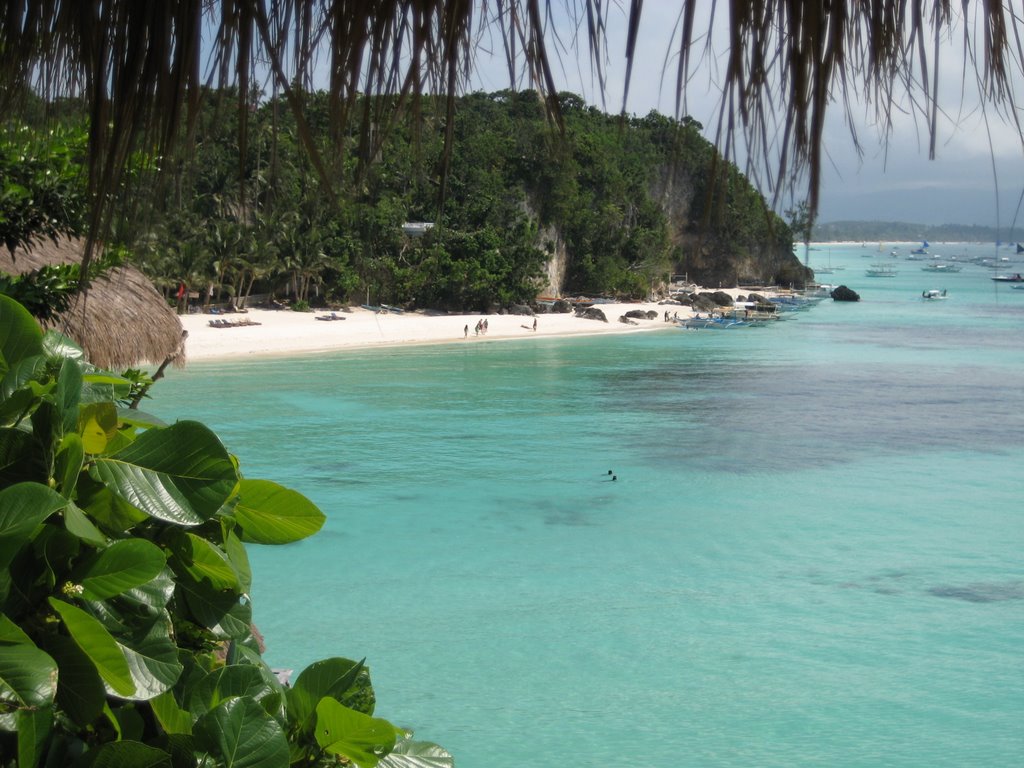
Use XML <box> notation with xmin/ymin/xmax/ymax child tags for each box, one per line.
<box><xmin>0</xmin><ymin>295</ymin><xmax>449</xmax><ymax>767</ymax></box>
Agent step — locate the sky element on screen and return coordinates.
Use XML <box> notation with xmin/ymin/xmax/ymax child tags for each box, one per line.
<box><xmin>467</xmin><ymin>3</ymin><xmax>1024</xmax><ymax>229</ymax></box>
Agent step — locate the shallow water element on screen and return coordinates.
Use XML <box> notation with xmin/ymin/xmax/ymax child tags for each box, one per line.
<box><xmin>157</xmin><ymin>244</ymin><xmax>1024</xmax><ymax>766</ymax></box>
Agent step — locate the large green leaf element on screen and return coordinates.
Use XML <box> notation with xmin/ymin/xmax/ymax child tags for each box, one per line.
<box><xmin>48</xmin><ymin>598</ymin><xmax>134</xmax><ymax>697</ymax></box>
<box><xmin>89</xmin><ymin>421</ymin><xmax>238</xmax><ymax>526</ymax></box>
<box><xmin>314</xmin><ymin>697</ymin><xmax>398</xmax><ymax>767</ymax></box>
<box><xmin>115</xmin><ymin>408</ymin><xmax>167</xmax><ymax>430</ymax></box>
<box><xmin>55</xmin><ymin>434</ymin><xmax>86</xmax><ymax>500</ymax></box>
<box><xmin>0</xmin><ymin>428</ymin><xmax>48</xmax><ymax>491</ymax></box>
<box><xmin>378</xmin><ymin>737</ymin><xmax>455</xmax><ymax>768</ymax></box>
<box><xmin>0</xmin><ymin>614</ymin><xmax>32</xmax><ymax>644</ymax></box>
<box><xmin>0</xmin><ymin>644</ymin><xmax>58</xmax><ymax>708</ymax></box>
<box><xmin>42</xmin><ymin>633</ymin><xmax>106</xmax><ymax>727</ymax></box>
<box><xmin>63</xmin><ymin>500</ymin><xmax>107</xmax><ymax>546</ymax></box>
<box><xmin>117</xmin><ymin>618</ymin><xmax>183</xmax><ymax>701</ymax></box>
<box><xmin>0</xmin><ymin>482</ymin><xmax>67</xmax><ymax>569</ymax></box>
<box><xmin>150</xmin><ymin>691</ymin><xmax>193</xmax><ymax>735</ymax></box>
<box><xmin>187</xmin><ymin>665</ymin><xmax>276</xmax><ymax>717</ymax></box>
<box><xmin>177</xmin><ymin>576</ymin><xmax>252</xmax><ymax>640</ymax></box>
<box><xmin>118</xmin><ymin>567</ymin><xmax>176</xmax><ymax>614</ymax></box>
<box><xmin>0</xmin><ymin>295</ymin><xmax>43</xmax><ymax>374</ymax></box>
<box><xmin>76</xmin><ymin>740</ymin><xmax>172</xmax><ymax>768</ymax></box>
<box><xmin>0</xmin><ymin>353</ymin><xmax>46</xmax><ymax>405</ymax></box>
<box><xmin>56</xmin><ymin>357</ymin><xmax>83</xmax><ymax>436</ymax></box>
<box><xmin>288</xmin><ymin>657</ymin><xmax>367</xmax><ymax>734</ymax></box>
<box><xmin>223</xmin><ymin>529</ymin><xmax>252</xmax><ymax>594</ymax></box>
<box><xmin>167</xmin><ymin>530</ymin><xmax>240</xmax><ymax>590</ymax></box>
<box><xmin>0</xmin><ymin>383</ymin><xmax>39</xmax><ymax>426</ymax></box>
<box><xmin>17</xmin><ymin>705</ymin><xmax>52</xmax><ymax>768</ymax></box>
<box><xmin>40</xmin><ymin>330</ymin><xmax>83</xmax><ymax>361</ymax></box>
<box><xmin>193</xmin><ymin>696</ymin><xmax>289</xmax><ymax>768</ymax></box>
<box><xmin>79</xmin><ymin>539</ymin><xmax>167</xmax><ymax>600</ymax></box>
<box><xmin>232</xmin><ymin>479</ymin><xmax>325</xmax><ymax>544</ymax></box>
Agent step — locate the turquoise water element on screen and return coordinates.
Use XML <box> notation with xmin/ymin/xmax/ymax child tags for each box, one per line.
<box><xmin>156</xmin><ymin>244</ymin><xmax>1024</xmax><ymax>766</ymax></box>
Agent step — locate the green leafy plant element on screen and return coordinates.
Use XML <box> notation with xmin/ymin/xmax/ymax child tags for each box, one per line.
<box><xmin>0</xmin><ymin>294</ymin><xmax>450</xmax><ymax>767</ymax></box>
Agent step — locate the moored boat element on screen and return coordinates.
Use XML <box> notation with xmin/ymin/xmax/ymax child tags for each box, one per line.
<box><xmin>991</xmin><ymin>273</ymin><xmax>1024</xmax><ymax>282</ymax></box>
<box><xmin>866</xmin><ymin>264</ymin><xmax>898</xmax><ymax>277</ymax></box>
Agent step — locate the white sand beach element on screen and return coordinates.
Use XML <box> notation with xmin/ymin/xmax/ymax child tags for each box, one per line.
<box><xmin>179</xmin><ymin>288</ymin><xmax>763</xmax><ymax>362</ymax></box>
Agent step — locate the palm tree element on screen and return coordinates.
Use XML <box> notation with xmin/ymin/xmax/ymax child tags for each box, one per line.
<box><xmin>2</xmin><ymin>2</ymin><xmax>1021</xmax><ymax>268</ymax></box>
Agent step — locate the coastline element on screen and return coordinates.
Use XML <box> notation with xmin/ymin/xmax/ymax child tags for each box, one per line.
<box><xmin>177</xmin><ymin>290</ymin><xmax>758</xmax><ymax>363</ymax></box>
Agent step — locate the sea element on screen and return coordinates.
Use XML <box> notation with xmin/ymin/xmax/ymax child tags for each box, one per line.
<box><xmin>155</xmin><ymin>243</ymin><xmax>1023</xmax><ymax>767</ymax></box>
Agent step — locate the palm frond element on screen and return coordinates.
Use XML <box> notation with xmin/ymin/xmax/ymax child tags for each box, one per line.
<box><xmin>2</xmin><ymin>1</ymin><xmax>1021</xmax><ymax>266</ymax></box>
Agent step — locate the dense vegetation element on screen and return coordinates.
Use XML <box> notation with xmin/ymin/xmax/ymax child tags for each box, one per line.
<box><xmin>5</xmin><ymin>90</ymin><xmax>804</xmax><ymax>313</ymax></box>
<box><xmin>0</xmin><ymin>294</ymin><xmax>452</xmax><ymax>766</ymax></box>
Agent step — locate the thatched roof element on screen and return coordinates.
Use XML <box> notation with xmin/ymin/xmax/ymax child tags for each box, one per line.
<box><xmin>1</xmin><ymin>238</ymin><xmax>186</xmax><ymax>370</ymax></box>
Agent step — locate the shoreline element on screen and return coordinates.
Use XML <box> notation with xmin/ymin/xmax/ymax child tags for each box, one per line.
<box><xmin>176</xmin><ymin>290</ymin><xmax>762</xmax><ymax>364</ymax></box>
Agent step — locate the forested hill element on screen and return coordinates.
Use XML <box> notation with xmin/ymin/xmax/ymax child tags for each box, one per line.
<box><xmin>814</xmin><ymin>220</ymin><xmax>1024</xmax><ymax>243</ymax></box>
<box><xmin>6</xmin><ymin>90</ymin><xmax>810</xmax><ymax>312</ymax></box>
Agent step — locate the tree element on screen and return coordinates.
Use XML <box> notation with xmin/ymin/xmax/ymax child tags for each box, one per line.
<box><xmin>0</xmin><ymin>294</ymin><xmax>451</xmax><ymax>767</ymax></box>
<box><xmin>3</xmin><ymin>2</ymin><xmax>1021</xmax><ymax>274</ymax></box>
<box><xmin>0</xmin><ymin>124</ymin><xmax>86</xmax><ymax>255</ymax></box>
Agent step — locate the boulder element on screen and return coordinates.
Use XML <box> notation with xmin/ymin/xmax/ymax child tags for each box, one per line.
<box><xmin>552</xmin><ymin>299</ymin><xmax>573</xmax><ymax>313</ymax></box>
<box><xmin>623</xmin><ymin>309</ymin><xmax>648</xmax><ymax>319</ymax></box>
<box><xmin>703</xmin><ymin>291</ymin><xmax>735</xmax><ymax>306</ymax></box>
<box><xmin>690</xmin><ymin>294</ymin><xmax>719</xmax><ymax>313</ymax></box>
<box><xmin>578</xmin><ymin>307</ymin><xmax>608</xmax><ymax>322</ymax></box>
<box><xmin>508</xmin><ymin>304</ymin><xmax>534</xmax><ymax>316</ymax></box>
<box><xmin>618</xmin><ymin>316</ymin><xmax>639</xmax><ymax>325</ymax></box>
<box><xmin>830</xmin><ymin>285</ymin><xmax>860</xmax><ymax>302</ymax></box>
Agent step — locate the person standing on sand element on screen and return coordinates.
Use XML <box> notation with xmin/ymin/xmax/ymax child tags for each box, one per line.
<box><xmin>533</xmin><ymin>317</ymin><xmax>537</xmax><ymax>331</ymax></box>
<box><xmin>464</xmin><ymin>324</ymin><xmax>468</xmax><ymax>339</ymax></box>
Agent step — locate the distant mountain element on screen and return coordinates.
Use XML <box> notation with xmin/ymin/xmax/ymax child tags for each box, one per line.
<box><xmin>813</xmin><ymin>220</ymin><xmax>1024</xmax><ymax>243</ymax></box>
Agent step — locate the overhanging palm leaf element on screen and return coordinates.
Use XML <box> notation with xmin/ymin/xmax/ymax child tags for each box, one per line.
<box><xmin>2</xmin><ymin>1</ymin><xmax>1020</xmax><ymax>271</ymax></box>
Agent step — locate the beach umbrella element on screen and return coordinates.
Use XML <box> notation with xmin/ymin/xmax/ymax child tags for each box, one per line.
<box><xmin>1</xmin><ymin>237</ymin><xmax>186</xmax><ymax>370</ymax></box>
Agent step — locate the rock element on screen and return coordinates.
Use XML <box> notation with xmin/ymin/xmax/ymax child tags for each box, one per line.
<box><xmin>747</xmin><ymin>293</ymin><xmax>768</xmax><ymax>303</ymax></box>
<box><xmin>830</xmin><ymin>285</ymin><xmax>860</xmax><ymax>302</ymax></box>
<box><xmin>618</xmin><ymin>316</ymin><xmax>639</xmax><ymax>325</ymax></box>
<box><xmin>623</xmin><ymin>309</ymin><xmax>648</xmax><ymax>319</ymax></box>
<box><xmin>552</xmin><ymin>299</ymin><xmax>573</xmax><ymax>313</ymax></box>
<box><xmin>703</xmin><ymin>291</ymin><xmax>735</xmax><ymax>306</ymax></box>
<box><xmin>508</xmin><ymin>304</ymin><xmax>534</xmax><ymax>316</ymax></box>
<box><xmin>578</xmin><ymin>307</ymin><xmax>608</xmax><ymax>322</ymax></box>
<box><xmin>690</xmin><ymin>295</ymin><xmax>719</xmax><ymax>313</ymax></box>
<box><xmin>646</xmin><ymin>310</ymin><xmax>659</xmax><ymax>320</ymax></box>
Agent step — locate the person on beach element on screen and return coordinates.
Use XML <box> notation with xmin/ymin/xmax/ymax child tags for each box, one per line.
<box><xmin>533</xmin><ymin>317</ymin><xmax>537</xmax><ymax>331</ymax></box>
<box><xmin>464</xmin><ymin>324</ymin><xmax>468</xmax><ymax>339</ymax></box>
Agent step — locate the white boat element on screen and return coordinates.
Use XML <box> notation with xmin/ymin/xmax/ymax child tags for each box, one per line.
<box><xmin>921</xmin><ymin>263</ymin><xmax>961</xmax><ymax>273</ymax></box>
<box><xmin>866</xmin><ymin>264</ymin><xmax>898</xmax><ymax>277</ymax></box>
<box><xmin>921</xmin><ymin>289</ymin><xmax>947</xmax><ymax>300</ymax></box>
<box><xmin>991</xmin><ymin>273</ymin><xmax>1024</xmax><ymax>282</ymax></box>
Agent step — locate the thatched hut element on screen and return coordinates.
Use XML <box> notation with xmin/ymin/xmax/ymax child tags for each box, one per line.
<box><xmin>1</xmin><ymin>238</ymin><xmax>186</xmax><ymax>370</ymax></box>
